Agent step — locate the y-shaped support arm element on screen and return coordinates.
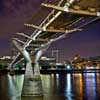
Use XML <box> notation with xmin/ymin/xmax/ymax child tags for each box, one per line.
<box><xmin>12</xmin><ymin>39</ymin><xmax>33</xmax><ymax>77</ymax></box>
<box><xmin>34</xmin><ymin>33</ymin><xmax>67</xmax><ymax>75</ymax></box>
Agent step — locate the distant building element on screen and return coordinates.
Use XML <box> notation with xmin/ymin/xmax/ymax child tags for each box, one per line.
<box><xmin>0</xmin><ymin>56</ymin><xmax>12</xmax><ymax>60</ymax></box>
<box><xmin>72</xmin><ymin>54</ymin><xmax>100</xmax><ymax>69</ymax></box>
<box><xmin>39</xmin><ymin>56</ymin><xmax>56</xmax><ymax>69</ymax></box>
<box><xmin>0</xmin><ymin>56</ymin><xmax>12</xmax><ymax>68</ymax></box>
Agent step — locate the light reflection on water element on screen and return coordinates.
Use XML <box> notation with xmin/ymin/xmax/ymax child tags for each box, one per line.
<box><xmin>0</xmin><ymin>73</ymin><xmax>100</xmax><ymax>100</ymax></box>
<box><xmin>65</xmin><ymin>74</ymin><xmax>72</xmax><ymax>100</ymax></box>
<box><xmin>8</xmin><ymin>74</ymin><xmax>24</xmax><ymax>100</ymax></box>
<box><xmin>83</xmin><ymin>73</ymin><xmax>97</xmax><ymax>100</ymax></box>
<box><xmin>41</xmin><ymin>73</ymin><xmax>100</xmax><ymax>100</ymax></box>
<box><xmin>0</xmin><ymin>74</ymin><xmax>24</xmax><ymax>100</ymax></box>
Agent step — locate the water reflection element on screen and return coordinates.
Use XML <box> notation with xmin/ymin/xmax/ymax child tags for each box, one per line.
<box><xmin>0</xmin><ymin>73</ymin><xmax>100</xmax><ymax>100</ymax></box>
<box><xmin>65</xmin><ymin>74</ymin><xmax>72</xmax><ymax>100</ymax></box>
<box><xmin>8</xmin><ymin>74</ymin><xmax>24</xmax><ymax>100</ymax></box>
<box><xmin>83</xmin><ymin>73</ymin><xmax>98</xmax><ymax>100</ymax></box>
<box><xmin>42</xmin><ymin>73</ymin><xmax>100</xmax><ymax>100</ymax></box>
<box><xmin>73</xmin><ymin>74</ymin><xmax>83</xmax><ymax>100</ymax></box>
<box><xmin>0</xmin><ymin>74</ymin><xmax>24</xmax><ymax>100</ymax></box>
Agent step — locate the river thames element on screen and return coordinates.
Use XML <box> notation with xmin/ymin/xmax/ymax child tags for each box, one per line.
<box><xmin>0</xmin><ymin>73</ymin><xmax>100</xmax><ymax>100</ymax></box>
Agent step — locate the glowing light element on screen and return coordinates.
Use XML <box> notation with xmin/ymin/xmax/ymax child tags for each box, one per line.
<box><xmin>66</xmin><ymin>65</ymin><xmax>71</xmax><ymax>69</ymax></box>
<box><xmin>56</xmin><ymin>74</ymin><xmax>59</xmax><ymax>78</ymax></box>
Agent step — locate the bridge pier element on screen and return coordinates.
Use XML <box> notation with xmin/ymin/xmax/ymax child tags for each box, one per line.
<box><xmin>12</xmin><ymin>40</ymin><xmax>43</xmax><ymax>97</ymax></box>
<box><xmin>22</xmin><ymin>75</ymin><xmax>43</xmax><ymax>97</ymax></box>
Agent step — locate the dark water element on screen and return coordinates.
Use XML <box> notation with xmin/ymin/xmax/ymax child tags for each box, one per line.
<box><xmin>0</xmin><ymin>73</ymin><xmax>100</xmax><ymax>100</ymax></box>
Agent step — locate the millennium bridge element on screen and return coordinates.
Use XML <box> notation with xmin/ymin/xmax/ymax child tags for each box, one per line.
<box><xmin>8</xmin><ymin>0</ymin><xmax>100</xmax><ymax>98</ymax></box>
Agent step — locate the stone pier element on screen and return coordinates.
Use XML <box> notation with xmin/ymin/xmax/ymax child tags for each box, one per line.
<box><xmin>21</xmin><ymin>75</ymin><xmax>43</xmax><ymax>97</ymax></box>
<box><xmin>12</xmin><ymin>40</ymin><xmax>43</xmax><ymax>97</ymax></box>
<box><xmin>21</xmin><ymin>50</ymin><xmax>43</xmax><ymax>97</ymax></box>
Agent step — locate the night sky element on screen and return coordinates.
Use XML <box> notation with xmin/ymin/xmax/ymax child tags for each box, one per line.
<box><xmin>0</xmin><ymin>0</ymin><xmax>43</xmax><ymax>55</ymax></box>
<box><xmin>0</xmin><ymin>0</ymin><xmax>100</xmax><ymax>61</ymax></box>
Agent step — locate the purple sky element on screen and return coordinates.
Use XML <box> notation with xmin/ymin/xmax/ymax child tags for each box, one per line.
<box><xmin>0</xmin><ymin>0</ymin><xmax>43</xmax><ymax>55</ymax></box>
<box><xmin>0</xmin><ymin>0</ymin><xmax>100</xmax><ymax>61</ymax></box>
